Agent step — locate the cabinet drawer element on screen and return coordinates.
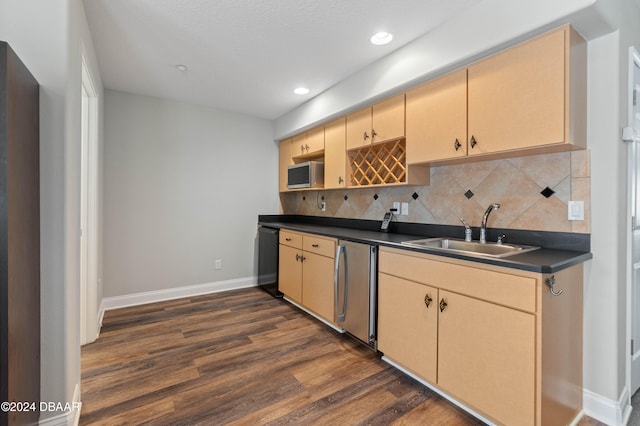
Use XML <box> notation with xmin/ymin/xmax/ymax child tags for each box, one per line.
<box><xmin>303</xmin><ymin>235</ymin><xmax>336</xmax><ymax>258</ymax></box>
<box><xmin>379</xmin><ymin>248</ymin><xmax>536</xmax><ymax>313</ymax></box>
<box><xmin>279</xmin><ymin>230</ymin><xmax>303</xmax><ymax>249</ymax></box>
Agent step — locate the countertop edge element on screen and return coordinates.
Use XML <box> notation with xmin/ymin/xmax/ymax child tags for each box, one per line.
<box><xmin>260</xmin><ymin>221</ymin><xmax>592</xmax><ymax>274</ymax></box>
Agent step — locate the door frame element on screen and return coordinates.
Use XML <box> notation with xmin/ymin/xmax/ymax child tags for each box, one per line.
<box><xmin>80</xmin><ymin>53</ymin><xmax>100</xmax><ymax>345</ymax></box>
<box><xmin>626</xmin><ymin>45</ymin><xmax>640</xmax><ymax>401</ymax></box>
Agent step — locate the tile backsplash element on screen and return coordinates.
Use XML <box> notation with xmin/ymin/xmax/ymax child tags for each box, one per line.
<box><xmin>279</xmin><ymin>150</ymin><xmax>590</xmax><ymax>234</ymax></box>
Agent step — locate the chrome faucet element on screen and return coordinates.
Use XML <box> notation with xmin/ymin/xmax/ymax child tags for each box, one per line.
<box><xmin>479</xmin><ymin>203</ymin><xmax>501</xmax><ymax>244</ymax></box>
<box><xmin>459</xmin><ymin>217</ymin><xmax>472</xmax><ymax>242</ymax></box>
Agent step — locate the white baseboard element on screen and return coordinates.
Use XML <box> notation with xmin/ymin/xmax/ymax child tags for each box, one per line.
<box><xmin>583</xmin><ymin>386</ymin><xmax>632</xmax><ymax>426</ymax></box>
<box><xmin>38</xmin><ymin>383</ymin><xmax>82</xmax><ymax>426</ymax></box>
<box><xmin>99</xmin><ymin>276</ymin><xmax>257</xmax><ymax>314</ymax></box>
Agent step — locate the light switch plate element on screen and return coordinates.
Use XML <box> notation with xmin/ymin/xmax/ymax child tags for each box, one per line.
<box><xmin>401</xmin><ymin>202</ymin><xmax>409</xmax><ymax>216</ymax></box>
<box><xmin>568</xmin><ymin>201</ymin><xmax>584</xmax><ymax>221</ymax></box>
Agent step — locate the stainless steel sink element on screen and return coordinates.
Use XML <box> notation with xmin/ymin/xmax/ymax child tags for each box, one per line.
<box><xmin>400</xmin><ymin>237</ymin><xmax>540</xmax><ymax>258</ymax></box>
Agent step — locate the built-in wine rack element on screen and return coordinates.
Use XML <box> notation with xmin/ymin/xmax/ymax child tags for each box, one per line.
<box><xmin>348</xmin><ymin>139</ymin><xmax>407</xmax><ymax>186</ymax></box>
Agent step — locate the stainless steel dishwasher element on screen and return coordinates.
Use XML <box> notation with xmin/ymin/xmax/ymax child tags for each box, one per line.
<box><xmin>334</xmin><ymin>240</ymin><xmax>377</xmax><ymax>350</ymax></box>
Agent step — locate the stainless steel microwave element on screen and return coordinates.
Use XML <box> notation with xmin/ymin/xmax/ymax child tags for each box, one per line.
<box><xmin>287</xmin><ymin>161</ymin><xmax>324</xmax><ymax>189</ymax></box>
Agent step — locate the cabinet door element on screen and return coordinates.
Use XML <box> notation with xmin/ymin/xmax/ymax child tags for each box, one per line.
<box><xmin>305</xmin><ymin>126</ymin><xmax>325</xmax><ymax>154</ymax></box>
<box><xmin>378</xmin><ymin>273</ymin><xmax>438</xmax><ymax>383</ymax></box>
<box><xmin>279</xmin><ymin>138</ymin><xmax>293</xmax><ymax>192</ymax></box>
<box><xmin>302</xmin><ymin>252</ymin><xmax>335</xmax><ymax>322</ymax></box>
<box><xmin>346</xmin><ymin>107</ymin><xmax>372</xmax><ymax>150</ymax></box>
<box><xmin>278</xmin><ymin>244</ymin><xmax>303</xmax><ymax>304</ymax></box>
<box><xmin>291</xmin><ymin>133</ymin><xmax>308</xmax><ymax>158</ymax></box>
<box><xmin>438</xmin><ymin>290</ymin><xmax>535</xmax><ymax>426</ymax></box>
<box><xmin>406</xmin><ymin>69</ymin><xmax>467</xmax><ymax>163</ymax></box>
<box><xmin>371</xmin><ymin>93</ymin><xmax>405</xmax><ymax>144</ymax></box>
<box><xmin>467</xmin><ymin>27</ymin><xmax>566</xmax><ymax>155</ymax></box>
<box><xmin>324</xmin><ymin>118</ymin><xmax>347</xmax><ymax>189</ymax></box>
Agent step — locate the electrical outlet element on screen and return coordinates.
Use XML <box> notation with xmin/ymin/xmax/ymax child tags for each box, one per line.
<box><xmin>401</xmin><ymin>202</ymin><xmax>409</xmax><ymax>216</ymax></box>
<box><xmin>321</xmin><ymin>201</ymin><xmax>326</xmax><ymax>211</ymax></box>
<box><xmin>392</xmin><ymin>202</ymin><xmax>400</xmax><ymax>213</ymax></box>
<box><xmin>215</xmin><ymin>259</ymin><xmax>222</xmax><ymax>270</ymax></box>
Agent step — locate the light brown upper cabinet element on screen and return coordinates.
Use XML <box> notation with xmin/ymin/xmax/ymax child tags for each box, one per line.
<box><xmin>405</xmin><ymin>25</ymin><xmax>585</xmax><ymax>165</ymax></box>
<box><xmin>466</xmin><ymin>25</ymin><xmax>586</xmax><ymax>156</ymax></box>
<box><xmin>279</xmin><ymin>138</ymin><xmax>293</xmax><ymax>192</ymax></box>
<box><xmin>346</xmin><ymin>93</ymin><xmax>405</xmax><ymax>150</ymax></box>
<box><xmin>406</xmin><ymin>69</ymin><xmax>468</xmax><ymax>163</ymax></box>
<box><xmin>292</xmin><ymin>126</ymin><xmax>325</xmax><ymax>159</ymax></box>
<box><xmin>324</xmin><ymin>117</ymin><xmax>347</xmax><ymax>189</ymax></box>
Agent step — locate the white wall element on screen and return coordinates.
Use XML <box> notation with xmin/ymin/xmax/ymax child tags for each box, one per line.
<box><xmin>103</xmin><ymin>90</ymin><xmax>277</xmax><ymax>298</ymax></box>
<box><xmin>585</xmin><ymin>28</ymin><xmax>624</xmax><ymax>404</ymax></box>
<box><xmin>0</xmin><ymin>0</ymin><xmax>104</xmax><ymax>423</ymax></box>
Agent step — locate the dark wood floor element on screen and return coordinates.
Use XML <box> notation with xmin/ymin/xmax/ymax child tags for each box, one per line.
<box><xmin>81</xmin><ymin>287</ymin><xmax>603</xmax><ymax>425</ymax></box>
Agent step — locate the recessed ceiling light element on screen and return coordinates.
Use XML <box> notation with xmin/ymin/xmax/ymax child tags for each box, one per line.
<box><xmin>294</xmin><ymin>87</ymin><xmax>310</xmax><ymax>95</ymax></box>
<box><xmin>176</xmin><ymin>64</ymin><xmax>188</xmax><ymax>71</ymax></box>
<box><xmin>370</xmin><ymin>32</ymin><xmax>393</xmax><ymax>45</ymax></box>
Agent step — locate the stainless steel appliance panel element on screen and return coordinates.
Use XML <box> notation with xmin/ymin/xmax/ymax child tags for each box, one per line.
<box><xmin>334</xmin><ymin>240</ymin><xmax>376</xmax><ymax>349</ymax></box>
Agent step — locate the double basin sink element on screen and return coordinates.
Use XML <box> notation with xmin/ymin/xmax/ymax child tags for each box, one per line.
<box><xmin>400</xmin><ymin>237</ymin><xmax>540</xmax><ymax>259</ymax></box>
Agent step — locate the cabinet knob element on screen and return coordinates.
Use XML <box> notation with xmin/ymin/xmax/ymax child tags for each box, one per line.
<box><xmin>454</xmin><ymin>139</ymin><xmax>462</xmax><ymax>151</ymax></box>
<box><xmin>285</xmin><ymin>238</ymin><xmax>292</xmax><ymax>241</ymax></box>
<box><xmin>424</xmin><ymin>293</ymin><xmax>433</xmax><ymax>308</ymax></box>
<box><xmin>338</xmin><ymin>176</ymin><xmax>344</xmax><ymax>184</ymax></box>
<box><xmin>470</xmin><ymin>135</ymin><xmax>478</xmax><ymax>148</ymax></box>
<box><xmin>305</xmin><ymin>144</ymin><xmax>310</xmax><ymax>152</ymax></box>
<box><xmin>363</xmin><ymin>131</ymin><xmax>369</xmax><ymax>141</ymax></box>
<box><xmin>371</xmin><ymin>129</ymin><xmax>377</xmax><ymax>140</ymax></box>
<box><xmin>295</xmin><ymin>253</ymin><xmax>301</xmax><ymax>261</ymax></box>
<box><xmin>312</xmin><ymin>243</ymin><xmax>319</xmax><ymax>248</ymax></box>
<box><xmin>300</xmin><ymin>145</ymin><xmax>305</xmax><ymax>153</ymax></box>
<box><xmin>439</xmin><ymin>298</ymin><xmax>448</xmax><ymax>312</ymax></box>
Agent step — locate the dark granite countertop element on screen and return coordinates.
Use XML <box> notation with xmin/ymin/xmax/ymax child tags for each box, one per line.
<box><xmin>259</xmin><ymin>215</ymin><xmax>592</xmax><ymax>274</ymax></box>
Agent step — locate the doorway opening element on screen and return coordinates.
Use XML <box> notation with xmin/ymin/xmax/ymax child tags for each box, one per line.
<box><xmin>80</xmin><ymin>54</ymin><xmax>99</xmax><ymax>345</ymax></box>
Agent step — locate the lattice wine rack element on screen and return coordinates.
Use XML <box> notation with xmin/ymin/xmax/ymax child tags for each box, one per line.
<box><xmin>349</xmin><ymin>139</ymin><xmax>407</xmax><ymax>186</ymax></box>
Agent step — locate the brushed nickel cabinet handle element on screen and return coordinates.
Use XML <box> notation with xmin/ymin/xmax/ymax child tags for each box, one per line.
<box><xmin>470</xmin><ymin>135</ymin><xmax>478</xmax><ymax>148</ymax></box>
<box><xmin>546</xmin><ymin>275</ymin><xmax>563</xmax><ymax>296</ymax></box>
<box><xmin>439</xmin><ymin>298</ymin><xmax>448</xmax><ymax>312</ymax></box>
<box><xmin>371</xmin><ymin>129</ymin><xmax>377</xmax><ymax>139</ymax></box>
<box><xmin>363</xmin><ymin>131</ymin><xmax>369</xmax><ymax>141</ymax></box>
<box><xmin>454</xmin><ymin>139</ymin><xmax>462</xmax><ymax>151</ymax></box>
<box><xmin>312</xmin><ymin>244</ymin><xmax>319</xmax><ymax>248</ymax></box>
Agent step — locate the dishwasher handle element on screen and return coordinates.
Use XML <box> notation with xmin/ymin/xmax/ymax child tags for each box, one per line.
<box><xmin>334</xmin><ymin>244</ymin><xmax>348</xmax><ymax>323</ymax></box>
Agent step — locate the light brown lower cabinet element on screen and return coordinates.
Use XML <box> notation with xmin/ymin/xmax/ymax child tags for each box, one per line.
<box><xmin>378</xmin><ymin>246</ymin><xmax>583</xmax><ymax>426</ymax></box>
<box><xmin>278</xmin><ymin>230</ymin><xmax>336</xmax><ymax>323</ymax></box>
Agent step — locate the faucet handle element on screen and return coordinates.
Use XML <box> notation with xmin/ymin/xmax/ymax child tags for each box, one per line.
<box><xmin>459</xmin><ymin>217</ymin><xmax>472</xmax><ymax>242</ymax></box>
<box><xmin>497</xmin><ymin>234</ymin><xmax>506</xmax><ymax>245</ymax></box>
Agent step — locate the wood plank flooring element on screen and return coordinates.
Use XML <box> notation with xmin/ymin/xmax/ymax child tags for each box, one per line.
<box><xmin>81</xmin><ymin>287</ymin><xmax>603</xmax><ymax>425</ymax></box>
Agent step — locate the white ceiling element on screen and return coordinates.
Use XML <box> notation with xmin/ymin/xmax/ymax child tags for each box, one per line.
<box><xmin>84</xmin><ymin>0</ymin><xmax>483</xmax><ymax>120</ymax></box>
